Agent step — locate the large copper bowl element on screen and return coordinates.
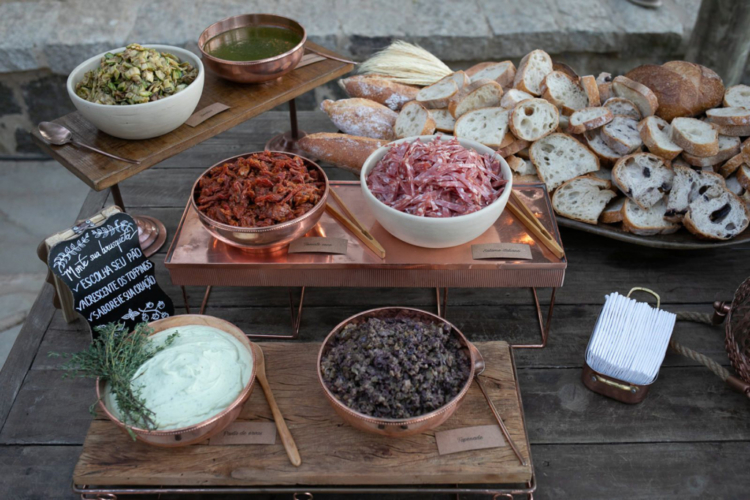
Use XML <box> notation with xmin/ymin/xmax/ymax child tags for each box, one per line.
<box><xmin>198</xmin><ymin>14</ymin><xmax>307</xmax><ymax>83</ymax></box>
<box><xmin>317</xmin><ymin>307</ymin><xmax>483</xmax><ymax>437</ymax></box>
<box><xmin>96</xmin><ymin>315</ymin><xmax>258</xmax><ymax>447</ymax></box>
<box><xmin>190</xmin><ymin>151</ymin><xmax>329</xmax><ymax>251</ymax></box>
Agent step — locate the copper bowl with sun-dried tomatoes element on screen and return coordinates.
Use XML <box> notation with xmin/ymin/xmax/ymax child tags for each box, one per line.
<box><xmin>191</xmin><ymin>151</ymin><xmax>329</xmax><ymax>250</ymax></box>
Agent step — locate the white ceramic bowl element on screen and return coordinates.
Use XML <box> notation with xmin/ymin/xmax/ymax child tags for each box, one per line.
<box><xmin>66</xmin><ymin>45</ymin><xmax>204</xmax><ymax>140</ymax></box>
<box><xmin>360</xmin><ymin>135</ymin><xmax>513</xmax><ymax>248</ymax></box>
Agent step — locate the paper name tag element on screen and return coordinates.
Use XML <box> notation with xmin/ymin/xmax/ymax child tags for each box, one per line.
<box><xmin>208</xmin><ymin>422</ymin><xmax>276</xmax><ymax>445</ymax></box>
<box><xmin>288</xmin><ymin>237</ymin><xmax>348</xmax><ymax>255</ymax></box>
<box><xmin>435</xmin><ymin>425</ymin><xmax>507</xmax><ymax>455</ymax></box>
<box><xmin>185</xmin><ymin>103</ymin><xmax>230</xmax><ymax>127</ymax></box>
<box><xmin>471</xmin><ymin>243</ymin><xmax>532</xmax><ymax>260</ymax></box>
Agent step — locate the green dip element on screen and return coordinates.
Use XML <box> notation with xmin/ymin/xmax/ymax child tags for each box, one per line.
<box><xmin>204</xmin><ymin>26</ymin><xmax>302</xmax><ymax>62</ymax></box>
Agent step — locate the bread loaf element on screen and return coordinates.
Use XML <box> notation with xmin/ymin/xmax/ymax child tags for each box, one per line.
<box><xmin>338</xmin><ymin>75</ymin><xmax>419</xmax><ymax>110</ymax></box>
<box><xmin>298</xmin><ymin>133</ymin><xmax>387</xmax><ymax>174</ymax></box>
<box><xmin>320</xmin><ymin>98</ymin><xmax>397</xmax><ymax>140</ymax></box>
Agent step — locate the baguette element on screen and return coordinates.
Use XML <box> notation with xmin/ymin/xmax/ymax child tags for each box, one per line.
<box><xmin>513</xmin><ymin>49</ymin><xmax>553</xmax><ymax>96</ymax></box>
<box><xmin>682</xmin><ymin>135</ymin><xmax>740</xmax><ymax>167</ymax></box>
<box><xmin>540</xmin><ymin>71</ymin><xmax>588</xmax><ymax>115</ymax></box>
<box><xmin>394</xmin><ymin>101</ymin><xmax>436</xmax><ymax>138</ymax></box>
<box><xmin>671</xmin><ymin>117</ymin><xmax>719</xmax><ymax>157</ymax></box>
<box><xmin>638</xmin><ymin>116</ymin><xmax>682</xmax><ymax>160</ymax></box>
<box><xmin>622</xmin><ymin>199</ymin><xmax>681</xmax><ymax>235</ymax></box>
<box><xmin>466</xmin><ymin>61</ymin><xmax>516</xmax><ymax>89</ymax></box>
<box><xmin>298</xmin><ymin>133</ymin><xmax>387</xmax><ymax>174</ymax></box>
<box><xmin>580</xmin><ymin>75</ymin><xmax>601</xmax><ymax>107</ymax></box>
<box><xmin>612</xmin><ymin>75</ymin><xmax>659</xmax><ymax>117</ymax></box>
<box><xmin>552</xmin><ymin>175</ymin><xmax>617</xmax><ymax>224</ymax></box>
<box><xmin>705</xmin><ymin>107</ymin><xmax>750</xmax><ymax>126</ymax></box>
<box><xmin>320</xmin><ymin>98</ymin><xmax>397</xmax><ymax>140</ymax></box>
<box><xmin>602</xmin><ymin>116</ymin><xmax>642</xmax><ymax>155</ymax></box>
<box><xmin>454</xmin><ymin>107</ymin><xmax>510</xmax><ymax>148</ymax></box>
<box><xmin>337</xmin><ymin>75</ymin><xmax>419</xmax><ymax>110</ymax></box>
<box><xmin>448</xmin><ymin>79</ymin><xmax>504</xmax><ymax>118</ymax></box>
<box><xmin>530</xmin><ymin>133</ymin><xmax>600</xmax><ymax>191</ymax></box>
<box><xmin>612</xmin><ymin>152</ymin><xmax>674</xmax><ymax>209</ymax></box>
<box><xmin>509</xmin><ymin>98</ymin><xmax>559</xmax><ymax>141</ymax></box>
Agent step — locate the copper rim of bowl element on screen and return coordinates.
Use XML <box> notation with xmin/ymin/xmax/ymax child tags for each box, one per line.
<box><xmin>190</xmin><ymin>151</ymin><xmax>330</xmax><ymax>235</ymax></box>
<box><xmin>198</xmin><ymin>14</ymin><xmax>307</xmax><ymax>66</ymax></box>
<box><xmin>95</xmin><ymin>314</ymin><xmax>257</xmax><ymax>436</ymax></box>
<box><xmin>316</xmin><ymin>307</ymin><xmax>480</xmax><ymax>427</ymax></box>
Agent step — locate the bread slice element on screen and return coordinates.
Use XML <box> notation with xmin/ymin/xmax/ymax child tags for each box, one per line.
<box><xmin>612</xmin><ymin>76</ymin><xmax>659</xmax><ymax>117</ymax></box>
<box><xmin>723</xmin><ymin>84</ymin><xmax>750</xmax><ymax>109</ymax></box>
<box><xmin>665</xmin><ymin>165</ymin><xmax>726</xmax><ymax>221</ymax></box>
<box><xmin>394</xmin><ymin>101</ymin><xmax>436</xmax><ymax>138</ymax></box>
<box><xmin>726</xmin><ymin>174</ymin><xmax>750</xmax><ymax>206</ymax></box>
<box><xmin>671</xmin><ymin>117</ymin><xmax>719</xmax><ymax>157</ymax></box>
<box><xmin>596</xmin><ymin>73</ymin><xmax>614</xmax><ymax>102</ymax></box>
<box><xmin>501</xmin><ymin>89</ymin><xmax>533</xmax><ymax>109</ymax></box>
<box><xmin>298</xmin><ymin>133</ymin><xmax>387</xmax><ymax>174</ymax></box>
<box><xmin>530</xmin><ymin>133</ymin><xmax>600</xmax><ymax>191</ymax></box>
<box><xmin>509</xmin><ymin>98</ymin><xmax>559</xmax><ymax>141</ymax></box>
<box><xmin>596</xmin><ymin>72</ymin><xmax>612</xmax><ymax>85</ymax></box>
<box><xmin>558</xmin><ymin>114</ymin><xmax>570</xmax><ymax>133</ymax></box>
<box><xmin>449</xmin><ymin>79</ymin><xmax>504</xmax><ymax>118</ymax></box>
<box><xmin>580</xmin><ymin>76</ymin><xmax>601</xmax><ymax>107</ymax></box>
<box><xmin>430</xmin><ymin>108</ymin><xmax>456</xmax><ymax>133</ymax></box>
<box><xmin>682</xmin><ymin>135</ymin><xmax>740</xmax><ymax>167</ymax></box>
<box><xmin>513</xmin><ymin>50</ymin><xmax>553</xmax><ymax>96</ymax></box>
<box><xmin>320</xmin><ymin>98</ymin><xmax>398</xmax><ymax>140</ymax></box>
<box><xmin>592</xmin><ymin>167</ymin><xmax>612</xmax><ymax>182</ymax></box>
<box><xmin>497</xmin><ymin>137</ymin><xmax>530</xmax><ymax>158</ymax></box>
<box><xmin>552</xmin><ymin>175</ymin><xmax>617</xmax><ymax>224</ymax></box>
<box><xmin>514</xmin><ymin>174</ymin><xmax>542</xmax><ymax>184</ymax></box>
<box><xmin>718</xmin><ymin>152</ymin><xmax>746</xmax><ymax>178</ymax></box>
<box><xmin>416</xmin><ymin>75</ymin><xmax>460</xmax><ymax>108</ymax></box>
<box><xmin>706</xmin><ymin>107</ymin><xmax>750</xmax><ymax>126</ymax></box>
<box><xmin>639</xmin><ymin>116</ymin><xmax>682</xmax><ymax>160</ymax></box>
<box><xmin>602</xmin><ymin>116</ymin><xmax>642</xmax><ymax>155</ymax></box>
<box><xmin>603</xmin><ymin>97</ymin><xmax>642</xmax><ymax>120</ymax></box>
<box><xmin>737</xmin><ymin>164</ymin><xmax>750</xmax><ymax>190</ymax></box>
<box><xmin>337</xmin><ymin>75</ymin><xmax>419</xmax><ymax>110</ymax></box>
<box><xmin>540</xmin><ymin>71</ymin><xmax>588</xmax><ymax>115</ymax></box>
<box><xmin>584</xmin><ymin>127</ymin><xmax>623</xmax><ymax>165</ymax></box>
<box><xmin>612</xmin><ymin>153</ymin><xmax>674</xmax><ymax>209</ymax></box>
<box><xmin>622</xmin><ymin>199</ymin><xmax>681</xmax><ymax>235</ymax></box>
<box><xmin>454</xmin><ymin>107</ymin><xmax>509</xmax><ymax>148</ymax></box>
<box><xmin>600</xmin><ymin>196</ymin><xmax>625</xmax><ymax>223</ymax></box>
<box><xmin>711</xmin><ymin>123</ymin><xmax>750</xmax><ymax>137</ymax></box>
<box><xmin>683</xmin><ymin>188</ymin><xmax>750</xmax><ymax>240</ymax></box>
<box><xmin>466</xmin><ymin>61</ymin><xmax>516</xmax><ymax>89</ymax></box>
<box><xmin>507</xmin><ymin>155</ymin><xmax>537</xmax><ymax>176</ymax></box>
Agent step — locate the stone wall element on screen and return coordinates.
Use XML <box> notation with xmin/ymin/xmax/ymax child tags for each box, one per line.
<box><xmin>0</xmin><ymin>0</ymin><xmax>703</xmax><ymax>155</ymax></box>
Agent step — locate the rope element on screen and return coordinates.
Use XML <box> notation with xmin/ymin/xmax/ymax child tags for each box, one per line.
<box><xmin>671</xmin><ymin>309</ymin><xmax>732</xmax><ymax>381</ymax></box>
<box><xmin>674</xmin><ymin>310</ymin><xmax>714</xmax><ymax>325</ymax></box>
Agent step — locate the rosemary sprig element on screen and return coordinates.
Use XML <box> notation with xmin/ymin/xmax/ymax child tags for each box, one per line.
<box><xmin>50</xmin><ymin>322</ymin><xmax>178</xmax><ymax>436</ymax></box>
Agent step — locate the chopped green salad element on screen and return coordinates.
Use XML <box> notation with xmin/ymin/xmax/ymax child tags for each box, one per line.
<box><xmin>75</xmin><ymin>43</ymin><xmax>199</xmax><ymax>105</ymax></box>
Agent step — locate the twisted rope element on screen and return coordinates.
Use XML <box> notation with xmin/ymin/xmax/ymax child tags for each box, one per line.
<box><xmin>674</xmin><ymin>310</ymin><xmax>713</xmax><ymax>325</ymax></box>
<box><xmin>671</xmin><ymin>310</ymin><xmax>731</xmax><ymax>381</ymax></box>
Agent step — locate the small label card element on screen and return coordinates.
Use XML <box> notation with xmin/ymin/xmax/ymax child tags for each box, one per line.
<box><xmin>435</xmin><ymin>425</ymin><xmax>507</xmax><ymax>455</ymax></box>
<box><xmin>208</xmin><ymin>422</ymin><xmax>276</xmax><ymax>446</ymax></box>
<box><xmin>288</xmin><ymin>237</ymin><xmax>348</xmax><ymax>255</ymax></box>
<box><xmin>185</xmin><ymin>103</ymin><xmax>230</xmax><ymax>127</ymax></box>
<box><xmin>471</xmin><ymin>243</ymin><xmax>532</xmax><ymax>260</ymax></box>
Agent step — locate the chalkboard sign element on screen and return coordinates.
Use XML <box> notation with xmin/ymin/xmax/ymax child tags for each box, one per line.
<box><xmin>47</xmin><ymin>212</ymin><xmax>174</xmax><ymax>333</ymax></box>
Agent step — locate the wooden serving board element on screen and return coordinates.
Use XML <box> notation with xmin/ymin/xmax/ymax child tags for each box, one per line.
<box><xmin>30</xmin><ymin>42</ymin><xmax>353</xmax><ymax>192</ymax></box>
<box><xmin>73</xmin><ymin>341</ymin><xmax>532</xmax><ymax>487</ymax></box>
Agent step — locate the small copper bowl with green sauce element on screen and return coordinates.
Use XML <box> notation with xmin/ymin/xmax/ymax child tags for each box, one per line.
<box><xmin>198</xmin><ymin>14</ymin><xmax>307</xmax><ymax>84</ymax></box>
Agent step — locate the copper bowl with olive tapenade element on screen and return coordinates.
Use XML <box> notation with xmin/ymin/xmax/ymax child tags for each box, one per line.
<box><xmin>317</xmin><ymin>307</ymin><xmax>484</xmax><ymax>437</ymax></box>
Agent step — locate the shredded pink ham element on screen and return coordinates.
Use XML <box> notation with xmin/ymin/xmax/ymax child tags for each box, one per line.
<box><xmin>367</xmin><ymin>137</ymin><xmax>507</xmax><ymax>217</ymax></box>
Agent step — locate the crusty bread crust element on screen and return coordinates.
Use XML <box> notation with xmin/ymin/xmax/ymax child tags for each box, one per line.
<box><xmin>509</xmin><ymin>98</ymin><xmax>559</xmax><ymax>141</ymax></box>
<box><xmin>622</xmin><ymin>199</ymin><xmax>681</xmax><ymax>235</ymax></box>
<box><xmin>625</xmin><ymin>64</ymin><xmax>699</xmax><ymax>121</ymax></box>
<box><xmin>448</xmin><ymin>79</ymin><xmax>503</xmax><ymax>118</ymax></box>
<box><xmin>612</xmin><ymin>75</ymin><xmax>659</xmax><ymax>117</ymax></box>
<box><xmin>338</xmin><ymin>75</ymin><xmax>419</xmax><ymax>110</ymax></box>
<box><xmin>466</xmin><ymin>61</ymin><xmax>516</xmax><ymax>89</ymax></box>
<box><xmin>639</xmin><ymin>116</ymin><xmax>682</xmax><ymax>160</ymax></box>
<box><xmin>600</xmin><ymin>197</ymin><xmax>625</xmax><ymax>223</ymax></box>
<box><xmin>298</xmin><ymin>133</ymin><xmax>387</xmax><ymax>174</ymax></box>
<box><xmin>320</xmin><ymin>98</ymin><xmax>397</xmax><ymax>140</ymax></box>
<box><xmin>718</xmin><ymin>153</ymin><xmax>746</xmax><ymax>178</ymax></box>
<box><xmin>394</xmin><ymin>101</ymin><xmax>436</xmax><ymax>138</ymax></box>
<box><xmin>712</xmin><ymin>123</ymin><xmax>750</xmax><ymax>137</ymax></box>
<box><xmin>497</xmin><ymin>137</ymin><xmax>530</xmax><ymax>158</ymax></box>
<box><xmin>513</xmin><ymin>50</ymin><xmax>553</xmax><ymax>96</ymax></box>
<box><xmin>670</xmin><ymin>117</ymin><xmax>719</xmax><ymax>157</ymax></box>
<box><xmin>581</xmin><ymin>75</ymin><xmax>601</xmax><ymax>107</ymax></box>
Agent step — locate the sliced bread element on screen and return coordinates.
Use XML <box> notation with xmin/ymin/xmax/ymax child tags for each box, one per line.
<box><xmin>639</xmin><ymin>116</ymin><xmax>682</xmax><ymax>160</ymax></box>
<box><xmin>671</xmin><ymin>117</ymin><xmax>719</xmax><ymax>157</ymax></box>
<box><xmin>718</xmin><ymin>152</ymin><xmax>746</xmax><ymax>178</ymax></box>
<box><xmin>416</xmin><ymin>75</ymin><xmax>460</xmax><ymax>108</ymax></box>
<box><xmin>580</xmin><ymin>75</ymin><xmax>601</xmax><ymax>107</ymax></box>
<box><xmin>509</xmin><ymin>98</ymin><xmax>559</xmax><ymax>141</ymax></box>
<box><xmin>682</xmin><ymin>135</ymin><xmax>740</xmax><ymax>167</ymax></box>
<box><xmin>513</xmin><ymin>49</ymin><xmax>553</xmax><ymax>96</ymax></box>
<box><xmin>723</xmin><ymin>84</ymin><xmax>750</xmax><ymax>109</ymax></box>
<box><xmin>665</xmin><ymin>165</ymin><xmax>726</xmax><ymax>221</ymax></box>
<box><xmin>507</xmin><ymin>155</ymin><xmax>537</xmax><ymax>176</ymax></box>
<box><xmin>394</xmin><ymin>101</ymin><xmax>436</xmax><ymax>138</ymax></box>
<box><xmin>705</xmin><ymin>107</ymin><xmax>750</xmax><ymax>126</ymax></box>
<box><xmin>612</xmin><ymin>76</ymin><xmax>659</xmax><ymax>117</ymax></box>
<box><xmin>558</xmin><ymin>114</ymin><xmax>570</xmax><ymax>134</ymax></box>
<box><xmin>501</xmin><ymin>89</ymin><xmax>533</xmax><ymax>109</ymax></box>
<box><xmin>622</xmin><ymin>199</ymin><xmax>681</xmax><ymax>235</ymax></box>
<box><xmin>726</xmin><ymin>174</ymin><xmax>750</xmax><ymax>206</ymax></box>
<box><xmin>552</xmin><ymin>175</ymin><xmax>617</xmax><ymax>224</ymax></box>
<box><xmin>454</xmin><ymin>107</ymin><xmax>509</xmax><ymax>148</ymax></box>
<box><xmin>584</xmin><ymin>127</ymin><xmax>623</xmax><ymax>165</ymax></box>
<box><xmin>602</xmin><ymin>116</ymin><xmax>642</xmax><ymax>155</ymax></box>
<box><xmin>596</xmin><ymin>73</ymin><xmax>614</xmax><ymax>101</ymax></box>
<box><xmin>540</xmin><ymin>71</ymin><xmax>588</xmax><ymax>115</ymax></box>
<box><xmin>612</xmin><ymin>153</ymin><xmax>674</xmax><ymax>209</ymax></box>
<box><xmin>320</xmin><ymin>98</ymin><xmax>397</xmax><ymax>140</ymax></box>
<box><xmin>530</xmin><ymin>133</ymin><xmax>600</xmax><ymax>191</ymax></box>
<box><xmin>466</xmin><ymin>61</ymin><xmax>516</xmax><ymax>89</ymax></box>
<box><xmin>592</xmin><ymin>167</ymin><xmax>612</xmax><ymax>182</ymax></box>
<box><xmin>711</xmin><ymin>123</ymin><xmax>750</xmax><ymax>137</ymax></box>
<box><xmin>600</xmin><ymin>196</ymin><xmax>626</xmax><ymax>223</ymax></box>
<box><xmin>297</xmin><ymin>133</ymin><xmax>387</xmax><ymax>174</ymax></box>
<box><xmin>603</xmin><ymin>97</ymin><xmax>642</xmax><ymax>120</ymax></box>
<box><xmin>568</xmin><ymin>107</ymin><xmax>613</xmax><ymax>134</ymax></box>
<box><xmin>449</xmin><ymin>79</ymin><xmax>504</xmax><ymax>118</ymax></box>
<box><xmin>737</xmin><ymin>164</ymin><xmax>750</xmax><ymax>190</ymax></box>
<box><xmin>497</xmin><ymin>137</ymin><xmax>530</xmax><ymax>158</ymax></box>
<box><xmin>337</xmin><ymin>75</ymin><xmax>419</xmax><ymax>110</ymax></box>
<box><xmin>683</xmin><ymin>188</ymin><xmax>750</xmax><ymax>240</ymax></box>
<box><xmin>430</xmin><ymin>108</ymin><xmax>456</xmax><ymax>133</ymax></box>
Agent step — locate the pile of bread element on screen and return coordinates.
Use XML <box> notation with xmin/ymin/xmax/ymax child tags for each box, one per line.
<box><xmin>298</xmin><ymin>50</ymin><xmax>750</xmax><ymax>241</ymax></box>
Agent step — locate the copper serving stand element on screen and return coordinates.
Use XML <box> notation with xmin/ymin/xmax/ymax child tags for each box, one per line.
<box><xmin>73</xmin><ymin>340</ymin><xmax>536</xmax><ymax>499</ymax></box>
<box><xmin>165</xmin><ymin>182</ymin><xmax>565</xmax><ymax>345</ymax></box>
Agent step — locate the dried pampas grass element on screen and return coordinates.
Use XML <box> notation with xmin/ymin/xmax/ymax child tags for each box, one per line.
<box><xmin>358</xmin><ymin>41</ymin><xmax>452</xmax><ymax>86</ymax></box>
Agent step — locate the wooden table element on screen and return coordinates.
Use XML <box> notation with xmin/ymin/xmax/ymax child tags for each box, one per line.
<box><xmin>2</xmin><ymin>112</ymin><xmax>750</xmax><ymax>499</ymax></box>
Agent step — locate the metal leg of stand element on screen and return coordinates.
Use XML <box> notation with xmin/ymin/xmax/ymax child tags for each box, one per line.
<box><xmin>109</xmin><ymin>184</ymin><xmax>167</xmax><ymax>257</ymax></box>
<box><xmin>435</xmin><ymin>287</ymin><xmax>449</xmax><ymax>318</ymax></box>
<box><xmin>289</xmin><ymin>98</ymin><xmax>299</xmax><ymax>140</ymax></box>
<box><xmin>242</xmin><ymin>287</ymin><xmax>305</xmax><ymax>339</ymax></box>
<box><xmin>181</xmin><ymin>286</ymin><xmax>191</xmax><ymax>314</ymax></box>
<box><xmin>512</xmin><ymin>287</ymin><xmax>557</xmax><ymax>349</ymax></box>
<box><xmin>199</xmin><ymin>286</ymin><xmax>212</xmax><ymax>315</ymax></box>
<box><xmin>264</xmin><ymin>98</ymin><xmax>310</xmax><ymax>156</ymax></box>
<box><xmin>110</xmin><ymin>183</ymin><xmax>126</xmax><ymax>210</ymax></box>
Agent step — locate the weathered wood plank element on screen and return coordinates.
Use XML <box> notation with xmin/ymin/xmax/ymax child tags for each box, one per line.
<box><xmin>0</xmin><ymin>445</ymin><xmax>82</xmax><ymax>500</ymax></box>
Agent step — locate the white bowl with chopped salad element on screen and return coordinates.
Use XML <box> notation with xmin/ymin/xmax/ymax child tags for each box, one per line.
<box><xmin>361</xmin><ymin>135</ymin><xmax>513</xmax><ymax>248</ymax></box>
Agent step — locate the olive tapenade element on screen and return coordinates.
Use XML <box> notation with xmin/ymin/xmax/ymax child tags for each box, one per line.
<box><xmin>320</xmin><ymin>314</ymin><xmax>471</xmax><ymax>419</ymax></box>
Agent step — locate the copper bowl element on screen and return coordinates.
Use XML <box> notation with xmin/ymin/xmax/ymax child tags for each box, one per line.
<box><xmin>96</xmin><ymin>314</ymin><xmax>258</xmax><ymax>447</ymax></box>
<box><xmin>198</xmin><ymin>14</ymin><xmax>307</xmax><ymax>83</ymax></box>
<box><xmin>317</xmin><ymin>307</ymin><xmax>484</xmax><ymax>437</ymax></box>
<box><xmin>190</xmin><ymin>151</ymin><xmax>329</xmax><ymax>251</ymax></box>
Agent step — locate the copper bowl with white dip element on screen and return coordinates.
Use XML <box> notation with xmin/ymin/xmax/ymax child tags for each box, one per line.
<box><xmin>96</xmin><ymin>314</ymin><xmax>258</xmax><ymax>447</ymax></box>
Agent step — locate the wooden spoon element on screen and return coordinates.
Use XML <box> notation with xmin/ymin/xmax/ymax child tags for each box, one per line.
<box><xmin>253</xmin><ymin>344</ymin><xmax>302</xmax><ymax>467</ymax></box>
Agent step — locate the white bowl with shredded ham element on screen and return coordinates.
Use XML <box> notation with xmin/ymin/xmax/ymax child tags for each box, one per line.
<box><xmin>361</xmin><ymin>135</ymin><xmax>512</xmax><ymax>248</ymax></box>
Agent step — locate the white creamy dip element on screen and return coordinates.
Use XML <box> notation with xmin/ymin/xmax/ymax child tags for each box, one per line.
<box><xmin>105</xmin><ymin>325</ymin><xmax>253</xmax><ymax>430</ymax></box>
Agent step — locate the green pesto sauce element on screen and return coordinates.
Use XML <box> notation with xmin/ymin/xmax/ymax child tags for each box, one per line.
<box><xmin>204</xmin><ymin>26</ymin><xmax>302</xmax><ymax>62</ymax></box>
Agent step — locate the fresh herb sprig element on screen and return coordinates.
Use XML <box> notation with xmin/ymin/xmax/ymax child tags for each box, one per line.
<box><xmin>50</xmin><ymin>322</ymin><xmax>177</xmax><ymax>436</ymax></box>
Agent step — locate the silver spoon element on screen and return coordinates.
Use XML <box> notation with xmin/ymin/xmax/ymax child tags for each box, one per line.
<box><xmin>38</xmin><ymin>122</ymin><xmax>140</xmax><ymax>164</ymax></box>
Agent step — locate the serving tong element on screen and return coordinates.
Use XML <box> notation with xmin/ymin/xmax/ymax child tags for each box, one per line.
<box><xmin>326</xmin><ymin>188</ymin><xmax>386</xmax><ymax>258</ymax></box>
